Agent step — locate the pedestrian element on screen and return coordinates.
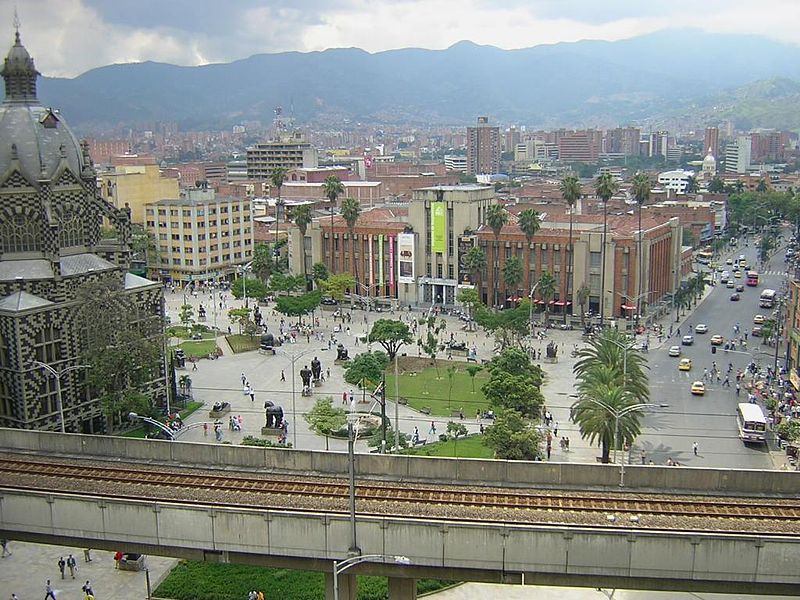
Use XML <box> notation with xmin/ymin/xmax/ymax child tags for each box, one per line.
<box><xmin>641</xmin><ymin>451</ymin><xmax>646</xmax><ymax>465</ymax></box>
<box><xmin>241</xmin><ymin>372</ymin><xmax>247</xmax><ymax>386</ymax></box>
<box><xmin>342</xmin><ymin>391</ymin><xmax>347</xmax><ymax>405</ymax></box>
<box><xmin>249</xmin><ymin>390</ymin><xmax>255</xmax><ymax>402</ymax></box>
<box><xmin>281</xmin><ymin>370</ymin><xmax>286</xmax><ymax>382</ymax></box>
<box><xmin>693</xmin><ymin>441</ymin><xmax>699</xmax><ymax>456</ymax></box>
<box><xmin>58</xmin><ymin>556</ymin><xmax>66</xmax><ymax>579</ymax></box>
<box><xmin>83</xmin><ymin>548</ymin><xmax>91</xmax><ymax>562</ymax></box>
<box><xmin>348</xmin><ymin>389</ymin><xmax>354</xmax><ymax>405</ymax></box>
<box><xmin>258</xmin><ymin>590</ymin><xmax>265</xmax><ymax>600</ymax></box>
<box><xmin>0</xmin><ymin>539</ymin><xmax>10</xmax><ymax>557</ymax></box>
<box><xmin>82</xmin><ymin>581</ymin><xmax>94</xmax><ymax>597</ymax></box>
<box><xmin>203</xmin><ymin>422</ymin><xmax>208</xmax><ymax>436</ymax></box>
<box><xmin>553</xmin><ymin>422</ymin><xmax>559</xmax><ymax>437</ymax></box>
<box><xmin>114</xmin><ymin>551</ymin><xmax>123</xmax><ymax>569</ymax></box>
<box><xmin>429</xmin><ymin>421</ymin><xmax>436</xmax><ymax>435</ymax></box>
<box><xmin>546</xmin><ymin>442</ymin><xmax>552</xmax><ymax>460</ymax></box>
<box><xmin>45</xmin><ymin>580</ymin><xmax>56</xmax><ymax>600</ymax></box>
<box><xmin>67</xmin><ymin>554</ymin><xmax>77</xmax><ymax>578</ymax></box>
<box><xmin>327</xmin><ymin>367</ymin><xmax>331</xmax><ymax>380</ymax></box>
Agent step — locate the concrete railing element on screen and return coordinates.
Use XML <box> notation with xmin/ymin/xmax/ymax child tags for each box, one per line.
<box><xmin>0</xmin><ymin>428</ymin><xmax>797</xmax><ymax>496</ymax></box>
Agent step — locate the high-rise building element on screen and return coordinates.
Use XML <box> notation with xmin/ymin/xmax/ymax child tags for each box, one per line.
<box><xmin>466</xmin><ymin>117</ymin><xmax>500</xmax><ymax>175</ymax></box>
<box><xmin>558</xmin><ymin>129</ymin><xmax>602</xmax><ymax>162</ymax></box>
<box><xmin>704</xmin><ymin>127</ymin><xmax>720</xmax><ymax>160</ymax></box>
<box><xmin>725</xmin><ymin>136</ymin><xmax>752</xmax><ymax>174</ymax></box>
<box><xmin>0</xmin><ymin>32</ymin><xmax>167</xmax><ymax>432</ymax></box>
<box><xmin>98</xmin><ymin>155</ymin><xmax>180</xmax><ymax>224</ymax></box>
<box><xmin>246</xmin><ymin>132</ymin><xmax>318</xmax><ymax>179</ymax></box>
<box><xmin>606</xmin><ymin>127</ymin><xmax>641</xmax><ymax>156</ymax></box>
<box><xmin>647</xmin><ymin>131</ymin><xmax>670</xmax><ymax>158</ymax></box>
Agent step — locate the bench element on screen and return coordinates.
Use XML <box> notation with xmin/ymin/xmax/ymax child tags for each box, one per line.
<box><xmin>119</xmin><ymin>554</ymin><xmax>146</xmax><ymax>572</ymax></box>
<box><xmin>420</xmin><ymin>407</ymin><xmax>432</xmax><ymax>415</ymax></box>
<box><xmin>450</xmin><ymin>410</ymin><xmax>464</xmax><ymax>419</ymax></box>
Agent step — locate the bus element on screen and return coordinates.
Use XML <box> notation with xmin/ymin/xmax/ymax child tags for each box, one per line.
<box><xmin>760</xmin><ymin>288</ymin><xmax>777</xmax><ymax>308</ymax></box>
<box><xmin>736</xmin><ymin>403</ymin><xmax>767</xmax><ymax>444</ymax></box>
<box><xmin>745</xmin><ymin>271</ymin><xmax>759</xmax><ymax>286</ymax></box>
<box><xmin>696</xmin><ymin>248</ymin><xmax>713</xmax><ymax>264</ymax></box>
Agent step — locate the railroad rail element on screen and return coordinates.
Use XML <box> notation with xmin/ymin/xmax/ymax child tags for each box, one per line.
<box><xmin>1</xmin><ymin>456</ymin><xmax>798</xmax><ymax>534</ymax></box>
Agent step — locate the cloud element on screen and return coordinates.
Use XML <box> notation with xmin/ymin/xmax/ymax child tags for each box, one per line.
<box><xmin>3</xmin><ymin>0</ymin><xmax>800</xmax><ymax>78</ymax></box>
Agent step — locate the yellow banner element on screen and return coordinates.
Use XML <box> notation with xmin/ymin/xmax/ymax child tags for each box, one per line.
<box><xmin>431</xmin><ymin>202</ymin><xmax>446</xmax><ymax>254</ymax></box>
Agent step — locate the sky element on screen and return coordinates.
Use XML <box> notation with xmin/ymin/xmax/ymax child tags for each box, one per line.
<box><xmin>4</xmin><ymin>0</ymin><xmax>800</xmax><ymax>78</ymax></box>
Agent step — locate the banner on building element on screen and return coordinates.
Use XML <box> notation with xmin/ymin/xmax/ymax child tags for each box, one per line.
<box><xmin>398</xmin><ymin>233</ymin><xmax>415</xmax><ymax>283</ymax></box>
<box><xmin>431</xmin><ymin>202</ymin><xmax>446</xmax><ymax>254</ymax></box>
<box><xmin>389</xmin><ymin>235</ymin><xmax>395</xmax><ymax>292</ymax></box>
<box><xmin>378</xmin><ymin>234</ymin><xmax>385</xmax><ymax>287</ymax></box>
<box><xmin>458</xmin><ymin>236</ymin><xmax>476</xmax><ymax>284</ymax></box>
<box><xmin>368</xmin><ymin>235</ymin><xmax>374</xmax><ymax>286</ymax></box>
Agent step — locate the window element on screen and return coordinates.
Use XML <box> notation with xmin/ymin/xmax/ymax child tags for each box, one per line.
<box><xmin>589</xmin><ymin>273</ymin><xmax>601</xmax><ymax>292</ymax></box>
<box><xmin>437</xmin><ymin>263</ymin><xmax>443</xmax><ymax>278</ymax></box>
<box><xmin>173</xmin><ymin>258</ymin><xmax>181</xmax><ymax>265</ymax></box>
<box><xmin>33</xmin><ymin>327</ymin><xmax>63</xmax><ymax>364</ymax></box>
<box><xmin>183</xmin><ymin>210</ymin><xmax>191</xmax><ymax>217</ymax></box>
<box><xmin>1</xmin><ymin>213</ymin><xmax>41</xmax><ymax>253</ymax></box>
<box><xmin>448</xmin><ymin>264</ymin><xmax>454</xmax><ymax>279</ymax></box>
<box><xmin>170</xmin><ymin>209</ymin><xmax>179</xmax><ymax>217</ymax></box>
<box><xmin>590</xmin><ymin>251</ymin><xmax>602</xmax><ymax>269</ymax></box>
<box><xmin>171</xmin><ymin>234</ymin><xmax>180</xmax><ymax>240</ymax></box>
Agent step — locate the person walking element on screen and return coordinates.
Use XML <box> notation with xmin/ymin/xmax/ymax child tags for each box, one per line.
<box><xmin>281</xmin><ymin>370</ymin><xmax>286</xmax><ymax>382</ymax></box>
<box><xmin>83</xmin><ymin>548</ymin><xmax>92</xmax><ymax>562</ymax></box>
<box><xmin>429</xmin><ymin>421</ymin><xmax>437</xmax><ymax>435</ymax></box>
<box><xmin>45</xmin><ymin>580</ymin><xmax>57</xmax><ymax>600</ymax></box>
<box><xmin>0</xmin><ymin>539</ymin><xmax>10</xmax><ymax>557</ymax></box>
<box><xmin>693</xmin><ymin>441</ymin><xmax>699</xmax><ymax>456</ymax></box>
<box><xmin>57</xmin><ymin>556</ymin><xmax>66</xmax><ymax>579</ymax></box>
<box><xmin>67</xmin><ymin>554</ymin><xmax>77</xmax><ymax>578</ymax></box>
<box><xmin>81</xmin><ymin>581</ymin><xmax>94</xmax><ymax>597</ymax></box>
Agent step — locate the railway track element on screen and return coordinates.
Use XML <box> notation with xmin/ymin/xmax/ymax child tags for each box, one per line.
<box><xmin>0</xmin><ymin>457</ymin><xmax>797</xmax><ymax>524</ymax></box>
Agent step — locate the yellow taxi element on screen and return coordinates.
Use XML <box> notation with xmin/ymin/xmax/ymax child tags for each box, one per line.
<box><xmin>691</xmin><ymin>381</ymin><xmax>706</xmax><ymax>395</ymax></box>
<box><xmin>753</xmin><ymin>314</ymin><xmax>765</xmax><ymax>324</ymax></box>
<box><xmin>678</xmin><ymin>358</ymin><xmax>693</xmax><ymax>371</ymax></box>
<box><xmin>734</xmin><ymin>271</ymin><xmax>742</xmax><ymax>278</ymax></box>
<box><xmin>710</xmin><ymin>334</ymin><xmax>724</xmax><ymax>346</ymax></box>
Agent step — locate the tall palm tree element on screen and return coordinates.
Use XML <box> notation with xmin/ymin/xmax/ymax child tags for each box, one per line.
<box><xmin>486</xmin><ymin>204</ymin><xmax>509</xmax><ymax>308</ymax></box>
<box><xmin>595</xmin><ymin>173</ymin><xmax>619</xmax><ymax>327</ymax></box>
<box><xmin>293</xmin><ymin>204</ymin><xmax>312</xmax><ymax>281</ymax></box>
<box><xmin>560</xmin><ymin>175</ymin><xmax>582</xmax><ymax>323</ymax></box>
<box><xmin>270</xmin><ymin>167</ymin><xmax>288</xmax><ymax>268</ymax></box>
<box><xmin>574</xmin><ymin>327</ymin><xmax>650</xmax><ymax>404</ymax></box>
<box><xmin>340</xmin><ymin>197</ymin><xmax>361</xmax><ymax>305</ymax></box>
<box><xmin>503</xmin><ymin>256</ymin><xmax>523</xmax><ymax>302</ymax></box>
<box><xmin>517</xmin><ymin>208</ymin><xmax>541</xmax><ymax>291</ymax></box>
<box><xmin>322</xmin><ymin>175</ymin><xmax>345</xmax><ymax>271</ymax></box>
<box><xmin>631</xmin><ymin>173</ymin><xmax>651</xmax><ymax>328</ymax></box>
<box><xmin>463</xmin><ymin>246</ymin><xmax>487</xmax><ymax>301</ymax></box>
<box><xmin>537</xmin><ymin>270</ymin><xmax>556</xmax><ymax>325</ymax></box>
<box><xmin>685</xmin><ymin>175</ymin><xmax>698</xmax><ymax>194</ymax></box>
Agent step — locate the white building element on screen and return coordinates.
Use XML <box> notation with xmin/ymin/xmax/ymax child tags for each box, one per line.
<box><xmin>444</xmin><ymin>155</ymin><xmax>468</xmax><ymax>172</ymax></box>
<box><xmin>725</xmin><ymin>136</ymin><xmax>752</xmax><ymax>174</ymax></box>
<box><xmin>657</xmin><ymin>169</ymin><xmax>695</xmax><ymax>194</ymax></box>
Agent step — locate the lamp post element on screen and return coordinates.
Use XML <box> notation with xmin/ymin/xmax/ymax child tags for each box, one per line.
<box><xmin>582</xmin><ymin>399</ymin><xmax>667</xmax><ymax>486</ymax></box>
<box><xmin>346</xmin><ymin>407</ymin><xmax>359</xmax><ymax>556</ymax></box>
<box><xmin>332</xmin><ymin>555</ymin><xmax>411</xmax><ymax>600</ymax></box>
<box><xmin>33</xmin><ymin>361</ymin><xmax>91</xmax><ymax>433</ymax></box>
<box><xmin>278</xmin><ymin>347</ymin><xmax>312</xmax><ymax>448</ymax></box>
<box><xmin>238</xmin><ymin>261</ymin><xmax>254</xmax><ymax>308</ymax></box>
<box><xmin>528</xmin><ymin>281</ymin><xmax>540</xmax><ymax>350</ymax></box>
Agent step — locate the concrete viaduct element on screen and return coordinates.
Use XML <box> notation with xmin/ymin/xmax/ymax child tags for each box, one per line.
<box><xmin>0</xmin><ymin>429</ymin><xmax>798</xmax><ymax>599</ymax></box>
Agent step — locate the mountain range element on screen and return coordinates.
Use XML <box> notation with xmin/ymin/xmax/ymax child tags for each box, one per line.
<box><xmin>12</xmin><ymin>29</ymin><xmax>800</xmax><ymax>131</ymax></box>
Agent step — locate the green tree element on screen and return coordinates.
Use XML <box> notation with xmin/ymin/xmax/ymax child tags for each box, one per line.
<box><xmin>368</xmin><ymin>319</ymin><xmax>413</xmax><ymax>360</ymax></box>
<box><xmin>368</xmin><ymin>422</ymin><xmax>408</xmax><ymax>452</ymax></box>
<box><xmin>684</xmin><ymin>174</ymin><xmax>698</xmax><ymax>194</ymax></box>
<box><xmin>320</xmin><ymin>272</ymin><xmax>355</xmax><ymax>303</ymax></box>
<box><xmin>560</xmin><ymin>174</ymin><xmax>582</xmax><ymax>322</ymax></box>
<box><xmin>473</xmin><ymin>300</ymin><xmax>531</xmax><ymax>349</ymax></box>
<box><xmin>304</xmin><ymin>397</ymin><xmax>346</xmax><ymax>451</ymax></box>
<box><xmin>537</xmin><ymin>270</ymin><xmax>557</xmax><ymax>324</ymax></box>
<box><xmin>231</xmin><ymin>276</ymin><xmax>268</xmax><ymax>300</ymax></box>
<box><xmin>457</xmin><ymin>287</ymin><xmax>481</xmax><ymax>327</ymax></box>
<box><xmin>274</xmin><ymin>290</ymin><xmax>322</xmax><ymax>324</ymax></box>
<box><xmin>503</xmin><ymin>256</ymin><xmax>523</xmax><ymax>296</ymax></box>
<box><xmin>417</xmin><ymin>315</ymin><xmax>447</xmax><ymax>377</ymax></box>
<box><xmin>517</xmin><ymin>208</ymin><xmax>541</xmax><ymax>290</ymax></box>
<box><xmin>574</xmin><ymin>327</ymin><xmax>649</xmax><ymax>404</ymax></box>
<box><xmin>340</xmin><ymin>197</ymin><xmax>362</xmax><ymax>302</ymax></box>
<box><xmin>463</xmin><ymin>246</ymin><xmax>487</xmax><ymax>291</ymax></box>
<box><xmin>576</xmin><ymin>282</ymin><xmax>591</xmax><ymax>328</ymax></box>
<box><xmin>631</xmin><ymin>172</ymin><xmax>651</xmax><ymax>325</ymax></box>
<box><xmin>482</xmin><ymin>347</ymin><xmax>544</xmax><ymax>418</ymax></box>
<box><xmin>486</xmin><ymin>347</ymin><xmax>543</xmax><ymax>385</ymax></box>
<box><xmin>596</xmin><ymin>173</ymin><xmax>619</xmax><ymax>323</ymax></box>
<box><xmin>179</xmin><ymin>303</ymin><xmax>194</xmax><ymax>325</ymax></box>
<box><xmin>270</xmin><ymin>167</ymin><xmax>288</xmax><ymax>267</ymax></box>
<box><xmin>708</xmin><ymin>176</ymin><xmax>725</xmax><ymax>193</ymax></box>
<box><xmin>484</xmin><ymin>408</ymin><xmax>543</xmax><ymax>460</ymax></box>
<box><xmin>227</xmin><ymin>307</ymin><xmax>252</xmax><ymax>335</ymax></box>
<box><xmin>322</xmin><ymin>175</ymin><xmax>345</xmax><ymax>262</ymax></box>
<box><xmin>251</xmin><ymin>242</ymin><xmax>274</xmax><ymax>282</ymax></box>
<box><xmin>486</xmin><ymin>204</ymin><xmax>509</xmax><ymax>307</ymax></box>
<box><xmin>311</xmin><ymin>262</ymin><xmax>329</xmax><ymax>286</ymax></box>
<box><xmin>269</xmin><ymin>272</ymin><xmax>305</xmax><ymax>296</ymax></box>
<box><xmin>293</xmin><ymin>204</ymin><xmax>313</xmax><ymax>280</ymax></box>
<box><xmin>466</xmin><ymin>364</ymin><xmax>483</xmax><ymax>393</ymax></box>
<box><xmin>129</xmin><ymin>223</ymin><xmax>159</xmax><ymax>275</ymax></box>
<box><xmin>344</xmin><ymin>351</ymin><xmax>390</xmax><ymax>387</ymax></box>
<box><xmin>756</xmin><ymin>179</ymin><xmax>768</xmax><ymax>193</ymax></box>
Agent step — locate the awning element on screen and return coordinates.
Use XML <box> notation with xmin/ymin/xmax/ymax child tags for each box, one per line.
<box><xmin>621</xmin><ymin>304</ymin><xmax>637</xmax><ymax>310</ymax></box>
<box><xmin>553</xmin><ymin>300</ymin><xmax>572</xmax><ymax>306</ymax></box>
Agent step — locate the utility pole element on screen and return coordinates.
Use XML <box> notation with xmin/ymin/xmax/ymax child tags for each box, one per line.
<box><xmin>380</xmin><ymin>374</ymin><xmax>387</xmax><ymax>453</ymax></box>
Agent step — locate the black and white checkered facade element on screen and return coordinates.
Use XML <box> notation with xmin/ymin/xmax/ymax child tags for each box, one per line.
<box><xmin>0</xmin><ymin>32</ymin><xmax>167</xmax><ymax>432</ymax></box>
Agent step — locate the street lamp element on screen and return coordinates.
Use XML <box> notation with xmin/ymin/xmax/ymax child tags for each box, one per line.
<box><xmin>582</xmin><ymin>398</ymin><xmax>668</xmax><ymax>486</ymax></box>
<box><xmin>277</xmin><ymin>347</ymin><xmax>312</xmax><ymax>448</ymax></box>
<box><xmin>332</xmin><ymin>555</ymin><xmax>411</xmax><ymax>600</ymax></box>
<box><xmin>238</xmin><ymin>261</ymin><xmax>254</xmax><ymax>308</ymax></box>
<box><xmin>528</xmin><ymin>281</ymin><xmax>541</xmax><ymax>343</ymax></box>
<box><xmin>33</xmin><ymin>361</ymin><xmax>91</xmax><ymax>433</ymax></box>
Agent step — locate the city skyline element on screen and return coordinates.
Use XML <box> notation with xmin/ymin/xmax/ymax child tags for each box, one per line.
<box><xmin>5</xmin><ymin>0</ymin><xmax>800</xmax><ymax>78</ymax></box>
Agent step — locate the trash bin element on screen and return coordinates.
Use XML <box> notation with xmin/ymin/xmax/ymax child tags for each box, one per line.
<box><xmin>711</xmin><ymin>345</ymin><xmax>717</xmax><ymax>354</ymax></box>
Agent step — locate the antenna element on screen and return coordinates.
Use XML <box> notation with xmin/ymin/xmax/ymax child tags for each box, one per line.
<box><xmin>13</xmin><ymin>6</ymin><xmax>21</xmax><ymax>36</ymax></box>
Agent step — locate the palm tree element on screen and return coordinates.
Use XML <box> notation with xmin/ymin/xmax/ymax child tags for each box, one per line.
<box><xmin>340</xmin><ymin>197</ymin><xmax>361</xmax><ymax>305</ymax></box>
<box><xmin>294</xmin><ymin>204</ymin><xmax>312</xmax><ymax>280</ymax></box>
<box><xmin>576</xmin><ymin>282</ymin><xmax>591</xmax><ymax>329</ymax></box>
<box><xmin>486</xmin><ymin>204</ymin><xmax>509</xmax><ymax>308</ymax></box>
<box><xmin>684</xmin><ymin>175</ymin><xmax>698</xmax><ymax>194</ymax></box>
<box><xmin>708</xmin><ymin>177</ymin><xmax>725</xmax><ymax>193</ymax></box>
<box><xmin>503</xmin><ymin>256</ymin><xmax>523</xmax><ymax>302</ymax></box>
<box><xmin>517</xmin><ymin>208</ymin><xmax>541</xmax><ymax>291</ymax></box>
<box><xmin>595</xmin><ymin>173</ymin><xmax>619</xmax><ymax>327</ymax></box>
<box><xmin>537</xmin><ymin>270</ymin><xmax>556</xmax><ymax>325</ymax></box>
<box><xmin>574</xmin><ymin>327</ymin><xmax>649</xmax><ymax>404</ymax></box>
<box><xmin>631</xmin><ymin>173</ymin><xmax>651</xmax><ymax>328</ymax></box>
<box><xmin>756</xmin><ymin>179</ymin><xmax>768</xmax><ymax>193</ymax></box>
<box><xmin>463</xmin><ymin>246</ymin><xmax>487</xmax><ymax>300</ymax></box>
<box><xmin>270</xmin><ymin>167</ymin><xmax>288</xmax><ymax>268</ymax></box>
<box><xmin>322</xmin><ymin>175</ymin><xmax>345</xmax><ymax>271</ymax></box>
<box><xmin>560</xmin><ymin>175</ymin><xmax>582</xmax><ymax>323</ymax></box>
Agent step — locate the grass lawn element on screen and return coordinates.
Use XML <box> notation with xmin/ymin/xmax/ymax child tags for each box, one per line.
<box><xmin>155</xmin><ymin>560</ymin><xmax>454</xmax><ymax>600</ymax></box>
<box><xmin>178</xmin><ymin>339</ymin><xmax>218</xmax><ymax>358</ymax></box>
<box><xmin>122</xmin><ymin>401</ymin><xmax>204</xmax><ymax>438</ymax></box>
<box><xmin>227</xmin><ymin>334</ymin><xmax>261</xmax><ymax>353</ymax></box>
<box><xmin>167</xmin><ymin>325</ymin><xmax>216</xmax><ymax>339</ymax></box>
<box><xmin>384</xmin><ymin>358</ymin><xmax>490</xmax><ymax>417</ymax></box>
<box><xmin>403</xmin><ymin>434</ymin><xmax>494</xmax><ymax>459</ymax></box>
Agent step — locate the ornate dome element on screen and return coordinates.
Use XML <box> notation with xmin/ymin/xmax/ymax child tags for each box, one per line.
<box><xmin>0</xmin><ymin>31</ymin><xmax>86</xmax><ymax>184</ymax></box>
<box><xmin>702</xmin><ymin>149</ymin><xmax>716</xmax><ymax>175</ymax></box>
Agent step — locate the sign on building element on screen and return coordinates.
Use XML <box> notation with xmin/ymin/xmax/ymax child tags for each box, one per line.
<box><xmin>398</xmin><ymin>233</ymin><xmax>415</xmax><ymax>283</ymax></box>
<box><xmin>431</xmin><ymin>202</ymin><xmax>446</xmax><ymax>254</ymax></box>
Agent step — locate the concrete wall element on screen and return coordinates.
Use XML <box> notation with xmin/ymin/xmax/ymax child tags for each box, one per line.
<box><xmin>0</xmin><ymin>488</ymin><xmax>798</xmax><ymax>595</ymax></box>
<box><xmin>1</xmin><ymin>429</ymin><xmax>798</xmax><ymax>496</ymax></box>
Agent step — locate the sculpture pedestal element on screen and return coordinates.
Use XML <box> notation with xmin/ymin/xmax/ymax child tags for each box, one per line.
<box><xmin>261</xmin><ymin>426</ymin><xmax>282</xmax><ymax>436</ymax></box>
